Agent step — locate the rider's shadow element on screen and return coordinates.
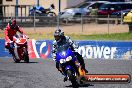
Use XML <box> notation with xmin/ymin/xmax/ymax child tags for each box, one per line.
<box><xmin>14</xmin><ymin>62</ymin><xmax>38</xmax><ymax>63</ymax></box>
<box><xmin>65</xmin><ymin>84</ymin><xmax>94</xmax><ymax>88</ymax></box>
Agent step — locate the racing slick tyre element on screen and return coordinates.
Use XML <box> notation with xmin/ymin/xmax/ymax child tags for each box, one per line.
<box><xmin>67</xmin><ymin>70</ymin><xmax>78</xmax><ymax>88</ymax></box>
<box><xmin>11</xmin><ymin>50</ymin><xmax>20</xmax><ymax>63</ymax></box>
<box><xmin>78</xmin><ymin>76</ymin><xmax>86</xmax><ymax>85</ymax></box>
<box><xmin>23</xmin><ymin>48</ymin><xmax>29</xmax><ymax>63</ymax></box>
<box><xmin>13</xmin><ymin>56</ymin><xmax>20</xmax><ymax>63</ymax></box>
<box><xmin>47</xmin><ymin>12</ymin><xmax>56</xmax><ymax>17</ymax></box>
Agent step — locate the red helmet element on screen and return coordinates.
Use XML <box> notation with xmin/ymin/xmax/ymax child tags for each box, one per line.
<box><xmin>9</xmin><ymin>19</ymin><xmax>17</xmax><ymax>29</ymax></box>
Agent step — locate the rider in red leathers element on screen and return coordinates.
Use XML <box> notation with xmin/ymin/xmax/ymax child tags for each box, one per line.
<box><xmin>4</xmin><ymin>19</ymin><xmax>26</xmax><ymax>55</ymax></box>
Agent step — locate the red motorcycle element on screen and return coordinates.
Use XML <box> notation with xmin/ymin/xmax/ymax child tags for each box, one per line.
<box><xmin>10</xmin><ymin>33</ymin><xmax>29</xmax><ymax>63</ymax></box>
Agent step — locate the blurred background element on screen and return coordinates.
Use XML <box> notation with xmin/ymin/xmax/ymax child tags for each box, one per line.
<box><xmin>0</xmin><ymin>0</ymin><xmax>132</xmax><ymax>36</ymax></box>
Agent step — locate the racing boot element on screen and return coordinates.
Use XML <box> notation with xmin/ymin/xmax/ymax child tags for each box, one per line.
<box><xmin>58</xmin><ymin>68</ymin><xmax>68</xmax><ymax>82</ymax></box>
<box><xmin>60</xmin><ymin>71</ymin><xmax>68</xmax><ymax>82</ymax></box>
<box><xmin>63</xmin><ymin>76</ymin><xmax>68</xmax><ymax>82</ymax></box>
<box><xmin>84</xmin><ymin>69</ymin><xmax>88</xmax><ymax>73</ymax></box>
<box><xmin>61</xmin><ymin>71</ymin><xmax>68</xmax><ymax>82</ymax></box>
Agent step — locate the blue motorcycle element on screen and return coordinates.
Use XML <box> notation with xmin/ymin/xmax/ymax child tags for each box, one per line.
<box><xmin>56</xmin><ymin>43</ymin><xmax>86</xmax><ymax>87</ymax></box>
<box><xmin>29</xmin><ymin>4</ymin><xmax>56</xmax><ymax>17</ymax></box>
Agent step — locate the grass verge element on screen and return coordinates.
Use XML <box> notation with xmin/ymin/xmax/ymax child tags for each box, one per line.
<box><xmin>0</xmin><ymin>31</ymin><xmax>132</xmax><ymax>41</ymax></box>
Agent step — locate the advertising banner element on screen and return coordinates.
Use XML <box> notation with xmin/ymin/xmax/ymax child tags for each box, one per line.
<box><xmin>77</xmin><ymin>40</ymin><xmax>132</xmax><ymax>60</ymax></box>
<box><xmin>0</xmin><ymin>39</ymin><xmax>132</xmax><ymax>60</ymax></box>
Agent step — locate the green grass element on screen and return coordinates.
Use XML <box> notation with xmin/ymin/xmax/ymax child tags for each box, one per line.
<box><xmin>67</xmin><ymin>33</ymin><xmax>132</xmax><ymax>41</ymax></box>
<box><xmin>0</xmin><ymin>31</ymin><xmax>132</xmax><ymax>41</ymax></box>
<box><xmin>19</xmin><ymin>32</ymin><xmax>132</xmax><ymax>41</ymax></box>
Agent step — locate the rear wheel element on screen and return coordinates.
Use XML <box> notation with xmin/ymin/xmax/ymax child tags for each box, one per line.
<box><xmin>23</xmin><ymin>48</ymin><xmax>29</xmax><ymax>63</ymax></box>
<box><xmin>78</xmin><ymin>76</ymin><xmax>86</xmax><ymax>85</ymax></box>
<box><xmin>47</xmin><ymin>12</ymin><xmax>56</xmax><ymax>17</ymax></box>
<box><xmin>67</xmin><ymin>70</ymin><xmax>78</xmax><ymax>88</ymax></box>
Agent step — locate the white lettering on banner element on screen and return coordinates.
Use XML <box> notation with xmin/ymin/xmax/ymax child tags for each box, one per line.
<box><xmin>78</xmin><ymin>46</ymin><xmax>117</xmax><ymax>59</ymax></box>
<box><xmin>78</xmin><ymin>46</ymin><xmax>85</xmax><ymax>57</ymax></box>
<box><xmin>103</xmin><ymin>47</ymin><xmax>110</xmax><ymax>59</ymax></box>
<box><xmin>32</xmin><ymin>39</ymin><xmax>40</xmax><ymax>58</ymax></box>
<box><xmin>86</xmin><ymin>47</ymin><xmax>93</xmax><ymax>58</ymax></box>
<box><xmin>40</xmin><ymin>42</ymin><xmax>46</xmax><ymax>53</ymax></box>
<box><xmin>111</xmin><ymin>47</ymin><xmax>117</xmax><ymax>59</ymax></box>
<box><xmin>93</xmin><ymin>46</ymin><xmax>104</xmax><ymax>58</ymax></box>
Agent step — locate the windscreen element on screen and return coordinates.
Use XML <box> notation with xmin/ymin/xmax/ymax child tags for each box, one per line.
<box><xmin>57</xmin><ymin>43</ymin><xmax>70</xmax><ymax>53</ymax></box>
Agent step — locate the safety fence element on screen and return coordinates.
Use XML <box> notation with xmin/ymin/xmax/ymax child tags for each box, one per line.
<box><xmin>0</xmin><ymin>14</ymin><xmax>130</xmax><ymax>35</ymax></box>
<box><xmin>0</xmin><ymin>14</ymin><xmax>125</xmax><ymax>26</ymax></box>
<box><xmin>0</xmin><ymin>39</ymin><xmax>132</xmax><ymax>60</ymax></box>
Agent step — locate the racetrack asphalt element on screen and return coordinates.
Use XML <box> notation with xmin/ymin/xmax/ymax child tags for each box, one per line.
<box><xmin>0</xmin><ymin>58</ymin><xmax>132</xmax><ymax>88</ymax></box>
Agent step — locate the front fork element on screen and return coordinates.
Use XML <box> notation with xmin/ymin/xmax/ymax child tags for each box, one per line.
<box><xmin>13</xmin><ymin>43</ymin><xmax>20</xmax><ymax>59</ymax></box>
<box><xmin>65</xmin><ymin>63</ymin><xmax>79</xmax><ymax>78</ymax></box>
<box><xmin>14</xmin><ymin>45</ymin><xmax>27</xmax><ymax>59</ymax></box>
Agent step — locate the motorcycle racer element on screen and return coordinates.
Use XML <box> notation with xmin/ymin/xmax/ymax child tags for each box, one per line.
<box><xmin>52</xmin><ymin>28</ymin><xmax>88</xmax><ymax>81</ymax></box>
<box><xmin>4</xmin><ymin>19</ymin><xmax>27</xmax><ymax>55</ymax></box>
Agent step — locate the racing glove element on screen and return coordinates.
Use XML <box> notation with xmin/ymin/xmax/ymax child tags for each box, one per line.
<box><xmin>52</xmin><ymin>53</ymin><xmax>56</xmax><ymax>61</ymax></box>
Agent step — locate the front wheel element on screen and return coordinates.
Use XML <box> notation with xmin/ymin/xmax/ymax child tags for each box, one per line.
<box><xmin>12</xmin><ymin>49</ymin><xmax>20</xmax><ymax>63</ymax></box>
<box><xmin>23</xmin><ymin>48</ymin><xmax>29</xmax><ymax>63</ymax></box>
<box><xmin>13</xmin><ymin>56</ymin><xmax>20</xmax><ymax>63</ymax></box>
<box><xmin>67</xmin><ymin>70</ymin><xmax>78</xmax><ymax>88</ymax></box>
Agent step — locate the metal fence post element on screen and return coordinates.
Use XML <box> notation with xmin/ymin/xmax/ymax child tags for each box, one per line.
<box><xmin>108</xmin><ymin>14</ymin><xmax>110</xmax><ymax>34</ymax></box>
<box><xmin>57</xmin><ymin>13</ymin><xmax>60</xmax><ymax>29</ymax></box>
<box><xmin>81</xmin><ymin>14</ymin><xmax>83</xmax><ymax>32</ymax></box>
<box><xmin>33</xmin><ymin>6</ymin><xmax>36</xmax><ymax>32</ymax></box>
<box><xmin>57</xmin><ymin>0</ymin><xmax>61</xmax><ymax>29</ymax></box>
<box><xmin>121</xmin><ymin>11</ymin><xmax>123</xmax><ymax>24</ymax></box>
